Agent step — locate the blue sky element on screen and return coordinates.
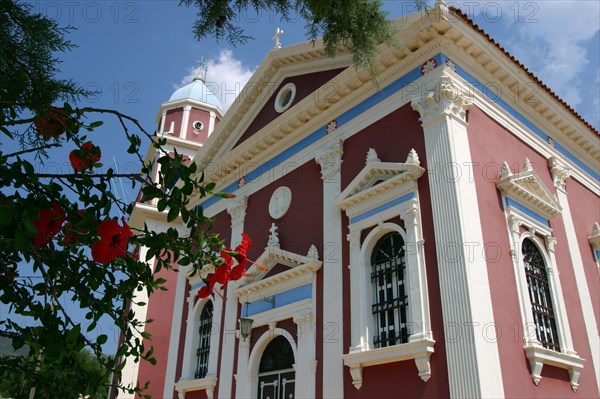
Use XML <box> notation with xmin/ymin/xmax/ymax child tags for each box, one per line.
<box><xmin>11</xmin><ymin>0</ymin><xmax>599</xmax><ymax>354</ymax></box>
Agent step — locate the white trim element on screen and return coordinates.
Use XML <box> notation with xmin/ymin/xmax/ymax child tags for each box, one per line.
<box><xmin>342</xmin><ymin>339</ymin><xmax>436</xmax><ymax>389</ymax></box>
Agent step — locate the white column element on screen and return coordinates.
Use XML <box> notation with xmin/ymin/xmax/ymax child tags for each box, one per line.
<box><xmin>315</xmin><ymin>138</ymin><xmax>344</xmax><ymax>398</ymax></box>
<box><xmin>411</xmin><ymin>72</ymin><xmax>504</xmax><ymax>398</ymax></box>
<box><xmin>160</xmin><ymin>110</ymin><xmax>167</xmax><ymax>134</ymax></box>
<box><xmin>235</xmin><ymin>335</ymin><xmax>251</xmax><ymax>399</ymax></box>
<box><xmin>219</xmin><ymin>197</ymin><xmax>248</xmax><ymax>398</ymax></box>
<box><xmin>549</xmin><ymin>157</ymin><xmax>600</xmax><ymax>394</ymax></box>
<box><xmin>293</xmin><ymin>310</ymin><xmax>317</xmax><ymax>398</ymax></box>
<box><xmin>180</xmin><ymin>105</ymin><xmax>192</xmax><ymax>138</ymax></box>
<box><xmin>180</xmin><ymin>293</ymin><xmax>197</xmax><ymax>380</ymax></box>
<box><xmin>208</xmin><ymin>111</ymin><xmax>216</xmax><ymax>136</ymax></box>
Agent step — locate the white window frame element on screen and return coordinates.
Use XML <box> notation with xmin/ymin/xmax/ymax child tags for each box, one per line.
<box><xmin>503</xmin><ymin>205</ymin><xmax>584</xmax><ymax>391</ymax></box>
<box><xmin>233</xmin><ymin>243</ymin><xmax>322</xmax><ymax>399</ymax></box>
<box><xmin>175</xmin><ymin>268</ymin><xmax>222</xmax><ymax>399</ymax></box>
<box><xmin>497</xmin><ymin>160</ymin><xmax>584</xmax><ymax>391</ymax></box>
<box><xmin>338</xmin><ymin>149</ymin><xmax>434</xmax><ymax>389</ymax></box>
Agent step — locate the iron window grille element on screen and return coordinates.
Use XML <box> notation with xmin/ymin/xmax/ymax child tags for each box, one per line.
<box><xmin>522</xmin><ymin>238</ymin><xmax>560</xmax><ymax>351</ymax></box>
<box><xmin>371</xmin><ymin>232</ymin><xmax>408</xmax><ymax>348</ymax></box>
<box><xmin>195</xmin><ymin>301</ymin><xmax>213</xmax><ymax>379</ymax></box>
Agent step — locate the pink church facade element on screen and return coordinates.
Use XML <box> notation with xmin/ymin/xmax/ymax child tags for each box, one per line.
<box><xmin>118</xmin><ymin>3</ymin><xmax>600</xmax><ymax>399</ymax></box>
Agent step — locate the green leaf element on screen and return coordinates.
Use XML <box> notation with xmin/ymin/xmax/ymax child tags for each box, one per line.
<box><xmin>167</xmin><ymin>205</ymin><xmax>179</xmax><ymax>222</ymax></box>
<box><xmin>96</xmin><ymin>334</ymin><xmax>108</xmax><ymax>345</ymax></box>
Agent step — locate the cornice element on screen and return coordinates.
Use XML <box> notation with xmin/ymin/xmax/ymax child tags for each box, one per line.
<box><xmin>188</xmin><ymin>3</ymin><xmax>598</xmax><ymax>209</ymax></box>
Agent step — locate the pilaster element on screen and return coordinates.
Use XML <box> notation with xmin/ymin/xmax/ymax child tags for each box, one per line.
<box><xmin>180</xmin><ymin>105</ymin><xmax>192</xmax><ymax>138</ymax></box>
<box><xmin>315</xmin><ymin>138</ymin><xmax>344</xmax><ymax>398</ymax></box>
<box><xmin>234</xmin><ymin>333</ymin><xmax>251</xmax><ymax>399</ymax></box>
<box><xmin>411</xmin><ymin>71</ymin><xmax>504</xmax><ymax>398</ymax></box>
<box><xmin>219</xmin><ymin>196</ymin><xmax>248</xmax><ymax>398</ymax></box>
<box><xmin>293</xmin><ymin>310</ymin><xmax>317</xmax><ymax>398</ymax></box>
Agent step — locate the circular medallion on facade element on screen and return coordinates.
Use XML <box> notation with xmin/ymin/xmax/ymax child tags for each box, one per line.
<box><xmin>274</xmin><ymin>83</ymin><xmax>297</xmax><ymax>113</ymax></box>
<box><xmin>269</xmin><ymin>186</ymin><xmax>292</xmax><ymax>219</ymax></box>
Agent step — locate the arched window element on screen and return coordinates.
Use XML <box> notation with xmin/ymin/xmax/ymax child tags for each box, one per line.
<box><xmin>257</xmin><ymin>336</ymin><xmax>295</xmax><ymax>399</ymax></box>
<box><xmin>371</xmin><ymin>231</ymin><xmax>408</xmax><ymax>348</ymax></box>
<box><xmin>195</xmin><ymin>301</ymin><xmax>213</xmax><ymax>379</ymax></box>
<box><xmin>522</xmin><ymin>238</ymin><xmax>560</xmax><ymax>351</ymax></box>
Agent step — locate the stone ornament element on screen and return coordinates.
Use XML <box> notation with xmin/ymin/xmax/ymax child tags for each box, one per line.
<box><xmin>269</xmin><ymin>186</ymin><xmax>292</xmax><ymax>219</ymax></box>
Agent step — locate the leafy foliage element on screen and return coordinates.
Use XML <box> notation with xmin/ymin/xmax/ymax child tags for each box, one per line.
<box><xmin>0</xmin><ymin>1</ymin><xmax>233</xmax><ymax>397</ymax></box>
<box><xmin>0</xmin><ymin>348</ymin><xmax>110</xmax><ymax>399</ymax></box>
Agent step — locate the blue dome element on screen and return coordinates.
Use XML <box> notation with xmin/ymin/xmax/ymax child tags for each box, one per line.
<box><xmin>169</xmin><ymin>78</ymin><xmax>222</xmax><ymax>108</ymax></box>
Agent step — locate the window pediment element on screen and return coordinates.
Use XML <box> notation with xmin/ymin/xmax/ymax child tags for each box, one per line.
<box><xmin>496</xmin><ymin>159</ymin><xmax>561</xmax><ymax>219</ymax></box>
<box><xmin>234</xmin><ymin>243</ymin><xmax>322</xmax><ymax>299</ymax></box>
<box><xmin>336</xmin><ymin>149</ymin><xmax>424</xmax><ymax>213</ymax></box>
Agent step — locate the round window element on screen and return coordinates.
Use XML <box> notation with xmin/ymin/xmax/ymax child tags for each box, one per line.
<box><xmin>274</xmin><ymin>83</ymin><xmax>296</xmax><ymax>113</ymax></box>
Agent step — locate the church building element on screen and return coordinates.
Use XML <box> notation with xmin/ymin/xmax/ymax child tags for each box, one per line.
<box><xmin>119</xmin><ymin>2</ymin><xmax>600</xmax><ymax>398</ymax></box>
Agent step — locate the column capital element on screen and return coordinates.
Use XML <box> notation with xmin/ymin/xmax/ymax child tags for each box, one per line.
<box><xmin>227</xmin><ymin>196</ymin><xmax>248</xmax><ymax>228</ymax></box>
<box><xmin>294</xmin><ymin>309</ymin><xmax>314</xmax><ymax>334</ymax></box>
<box><xmin>315</xmin><ymin>138</ymin><xmax>344</xmax><ymax>181</ymax></box>
<box><xmin>347</xmin><ymin>231</ymin><xmax>361</xmax><ymax>249</ymax></box>
<box><xmin>400</xmin><ymin>205</ymin><xmax>419</xmax><ymax>227</ymax></box>
<box><xmin>411</xmin><ymin>75</ymin><xmax>472</xmax><ymax>126</ymax></box>
<box><xmin>548</xmin><ymin>156</ymin><xmax>570</xmax><ymax>191</ymax></box>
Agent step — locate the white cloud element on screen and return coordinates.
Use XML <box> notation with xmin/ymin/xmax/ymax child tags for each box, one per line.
<box><xmin>176</xmin><ymin>49</ymin><xmax>256</xmax><ymax>113</ymax></box>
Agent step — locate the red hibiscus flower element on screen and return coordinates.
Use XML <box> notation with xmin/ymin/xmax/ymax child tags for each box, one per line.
<box><xmin>33</xmin><ymin>203</ymin><xmax>66</xmax><ymax>246</ymax></box>
<box><xmin>198</xmin><ymin>274</ymin><xmax>217</xmax><ymax>298</ymax></box>
<box><xmin>69</xmin><ymin>142</ymin><xmax>101</xmax><ymax>172</ymax></box>
<box><xmin>34</xmin><ymin>108</ymin><xmax>67</xmax><ymax>139</ymax></box>
<box><xmin>91</xmin><ymin>217</ymin><xmax>132</xmax><ymax>264</ymax></box>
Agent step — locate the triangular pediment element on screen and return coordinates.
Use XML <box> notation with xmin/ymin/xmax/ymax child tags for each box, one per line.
<box><xmin>234</xmin><ymin>244</ymin><xmax>322</xmax><ymax>298</ymax></box>
<box><xmin>496</xmin><ymin>160</ymin><xmax>562</xmax><ymax>219</ymax></box>
<box><xmin>337</xmin><ymin>149</ymin><xmax>425</xmax><ymax>210</ymax></box>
